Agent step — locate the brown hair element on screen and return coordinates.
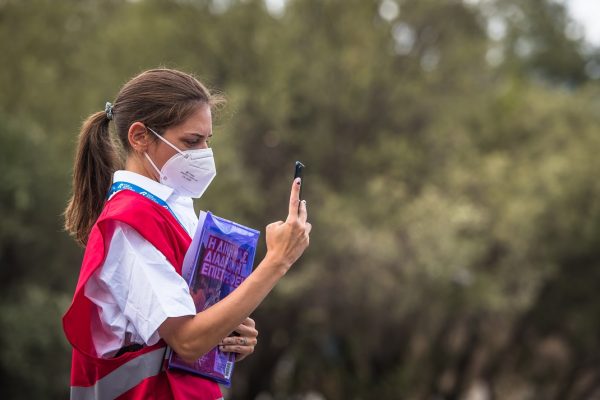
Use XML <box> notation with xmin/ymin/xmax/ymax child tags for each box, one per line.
<box><xmin>64</xmin><ymin>68</ymin><xmax>224</xmax><ymax>247</ymax></box>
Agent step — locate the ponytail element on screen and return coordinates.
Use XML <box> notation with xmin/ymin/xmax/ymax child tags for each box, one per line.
<box><xmin>64</xmin><ymin>111</ymin><xmax>119</xmax><ymax>247</ymax></box>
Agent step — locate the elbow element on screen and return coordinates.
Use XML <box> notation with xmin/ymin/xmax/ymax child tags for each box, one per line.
<box><xmin>171</xmin><ymin>337</ymin><xmax>214</xmax><ymax>364</ymax></box>
<box><xmin>175</xmin><ymin>348</ymin><xmax>198</xmax><ymax>364</ymax></box>
<box><xmin>159</xmin><ymin>315</ymin><xmax>217</xmax><ymax>363</ymax></box>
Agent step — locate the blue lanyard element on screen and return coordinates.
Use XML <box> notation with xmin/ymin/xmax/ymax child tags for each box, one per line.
<box><xmin>107</xmin><ymin>181</ymin><xmax>185</xmax><ymax>229</ymax></box>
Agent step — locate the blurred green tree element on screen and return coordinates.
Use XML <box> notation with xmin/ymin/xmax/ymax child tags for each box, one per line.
<box><xmin>1</xmin><ymin>0</ymin><xmax>600</xmax><ymax>399</ymax></box>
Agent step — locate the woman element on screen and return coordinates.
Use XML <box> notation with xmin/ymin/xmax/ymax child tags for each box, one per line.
<box><xmin>62</xmin><ymin>68</ymin><xmax>311</xmax><ymax>399</ymax></box>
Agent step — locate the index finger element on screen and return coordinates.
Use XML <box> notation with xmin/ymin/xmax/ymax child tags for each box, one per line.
<box><xmin>234</xmin><ymin>323</ymin><xmax>258</xmax><ymax>338</ymax></box>
<box><xmin>286</xmin><ymin>178</ymin><xmax>301</xmax><ymax>223</ymax></box>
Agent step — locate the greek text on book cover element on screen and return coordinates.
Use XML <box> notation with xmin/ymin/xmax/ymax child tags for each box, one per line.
<box><xmin>168</xmin><ymin>211</ymin><xmax>259</xmax><ymax>386</ymax></box>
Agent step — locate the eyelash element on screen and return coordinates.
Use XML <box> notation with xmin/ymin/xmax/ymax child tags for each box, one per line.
<box><xmin>184</xmin><ymin>138</ymin><xmax>210</xmax><ymax>147</ymax></box>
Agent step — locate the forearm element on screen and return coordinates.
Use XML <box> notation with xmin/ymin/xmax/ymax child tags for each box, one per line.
<box><xmin>159</xmin><ymin>254</ymin><xmax>286</xmax><ymax>362</ymax></box>
<box><xmin>162</xmin><ymin>178</ymin><xmax>311</xmax><ymax>362</ymax></box>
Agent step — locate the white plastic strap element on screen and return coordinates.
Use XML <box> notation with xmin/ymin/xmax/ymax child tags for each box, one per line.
<box><xmin>144</xmin><ymin>152</ymin><xmax>163</xmax><ymax>177</ymax></box>
<box><xmin>147</xmin><ymin>127</ymin><xmax>186</xmax><ymax>156</ymax></box>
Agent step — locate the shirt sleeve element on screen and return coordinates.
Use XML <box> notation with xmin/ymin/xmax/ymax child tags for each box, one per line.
<box><xmin>86</xmin><ymin>221</ymin><xmax>197</xmax><ymax>347</ymax></box>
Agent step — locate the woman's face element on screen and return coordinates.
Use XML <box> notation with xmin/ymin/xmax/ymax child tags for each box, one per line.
<box><xmin>145</xmin><ymin>103</ymin><xmax>213</xmax><ymax>175</ymax></box>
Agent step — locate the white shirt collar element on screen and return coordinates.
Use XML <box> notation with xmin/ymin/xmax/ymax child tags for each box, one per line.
<box><xmin>113</xmin><ymin>170</ymin><xmax>174</xmax><ymax>202</ymax></box>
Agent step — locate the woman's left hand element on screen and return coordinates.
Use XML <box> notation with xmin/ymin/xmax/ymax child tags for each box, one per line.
<box><xmin>219</xmin><ymin>317</ymin><xmax>258</xmax><ymax>362</ymax></box>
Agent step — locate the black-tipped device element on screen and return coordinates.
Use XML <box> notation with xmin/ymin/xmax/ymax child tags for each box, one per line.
<box><xmin>294</xmin><ymin>161</ymin><xmax>305</xmax><ymax>200</ymax></box>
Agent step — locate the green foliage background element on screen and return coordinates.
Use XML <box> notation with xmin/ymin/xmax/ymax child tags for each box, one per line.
<box><xmin>1</xmin><ymin>0</ymin><xmax>600</xmax><ymax>398</ymax></box>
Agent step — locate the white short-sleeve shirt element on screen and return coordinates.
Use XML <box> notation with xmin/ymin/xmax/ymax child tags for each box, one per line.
<box><xmin>84</xmin><ymin>170</ymin><xmax>198</xmax><ymax>358</ymax></box>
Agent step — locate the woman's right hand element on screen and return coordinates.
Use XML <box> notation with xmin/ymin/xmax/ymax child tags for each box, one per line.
<box><xmin>159</xmin><ymin>179</ymin><xmax>311</xmax><ymax>362</ymax></box>
<box><xmin>264</xmin><ymin>178</ymin><xmax>312</xmax><ymax>273</ymax></box>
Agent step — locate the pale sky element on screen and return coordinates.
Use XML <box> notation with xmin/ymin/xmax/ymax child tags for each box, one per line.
<box><xmin>565</xmin><ymin>0</ymin><xmax>600</xmax><ymax>46</ymax></box>
<box><xmin>264</xmin><ymin>0</ymin><xmax>600</xmax><ymax>46</ymax></box>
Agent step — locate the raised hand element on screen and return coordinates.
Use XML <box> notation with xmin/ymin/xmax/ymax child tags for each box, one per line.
<box><xmin>264</xmin><ymin>178</ymin><xmax>312</xmax><ymax>272</ymax></box>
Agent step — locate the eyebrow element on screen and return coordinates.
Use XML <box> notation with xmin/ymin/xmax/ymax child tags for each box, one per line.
<box><xmin>185</xmin><ymin>131</ymin><xmax>213</xmax><ymax>138</ymax></box>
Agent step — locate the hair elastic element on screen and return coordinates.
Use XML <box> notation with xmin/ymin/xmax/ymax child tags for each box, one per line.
<box><xmin>105</xmin><ymin>102</ymin><xmax>114</xmax><ymax>120</ymax></box>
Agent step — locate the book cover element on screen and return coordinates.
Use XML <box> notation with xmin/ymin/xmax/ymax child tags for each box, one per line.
<box><xmin>168</xmin><ymin>211</ymin><xmax>260</xmax><ymax>386</ymax></box>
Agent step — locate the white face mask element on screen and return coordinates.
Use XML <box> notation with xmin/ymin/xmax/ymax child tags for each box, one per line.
<box><xmin>144</xmin><ymin>127</ymin><xmax>216</xmax><ymax>198</ymax></box>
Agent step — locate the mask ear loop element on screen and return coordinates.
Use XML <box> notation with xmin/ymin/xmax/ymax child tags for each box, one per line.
<box><xmin>143</xmin><ymin>127</ymin><xmax>177</xmax><ymax>180</ymax></box>
<box><xmin>144</xmin><ymin>152</ymin><xmax>163</xmax><ymax>179</ymax></box>
<box><xmin>147</xmin><ymin>126</ymin><xmax>189</xmax><ymax>159</ymax></box>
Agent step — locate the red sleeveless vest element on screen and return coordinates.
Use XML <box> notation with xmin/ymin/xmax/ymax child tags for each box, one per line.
<box><xmin>63</xmin><ymin>190</ymin><xmax>222</xmax><ymax>399</ymax></box>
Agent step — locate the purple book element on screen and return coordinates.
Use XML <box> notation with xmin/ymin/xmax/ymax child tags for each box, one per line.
<box><xmin>167</xmin><ymin>211</ymin><xmax>259</xmax><ymax>386</ymax></box>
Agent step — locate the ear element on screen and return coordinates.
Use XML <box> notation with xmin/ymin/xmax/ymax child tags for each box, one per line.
<box><xmin>128</xmin><ymin>122</ymin><xmax>151</xmax><ymax>152</ymax></box>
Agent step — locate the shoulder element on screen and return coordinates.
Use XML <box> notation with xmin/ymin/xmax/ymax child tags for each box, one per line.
<box><xmin>108</xmin><ymin>221</ymin><xmax>155</xmax><ymax>253</ymax></box>
<box><xmin>92</xmin><ymin>190</ymin><xmax>191</xmax><ymax>272</ymax></box>
<box><xmin>98</xmin><ymin>221</ymin><xmax>173</xmax><ymax>282</ymax></box>
<box><xmin>102</xmin><ymin>190</ymin><xmax>163</xmax><ymax>221</ymax></box>
<box><xmin>98</xmin><ymin>190</ymin><xmax>175</xmax><ymax>239</ymax></box>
